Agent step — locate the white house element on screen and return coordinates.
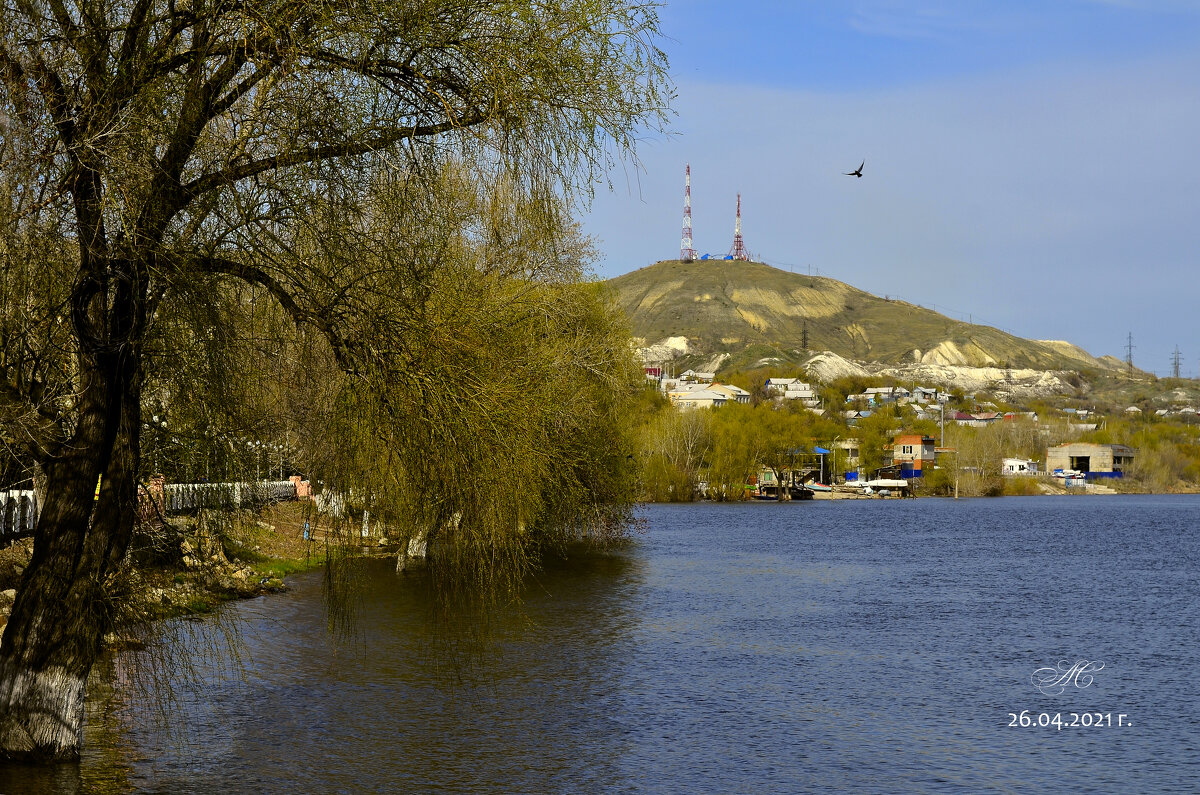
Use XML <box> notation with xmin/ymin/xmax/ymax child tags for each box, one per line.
<box><xmin>1002</xmin><ymin>458</ymin><xmax>1038</xmax><ymax>476</ymax></box>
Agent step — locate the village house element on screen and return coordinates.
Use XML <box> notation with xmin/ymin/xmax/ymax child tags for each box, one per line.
<box><xmin>765</xmin><ymin>378</ymin><xmax>820</xmax><ymax>407</ymax></box>
<box><xmin>659</xmin><ymin>370</ymin><xmax>716</xmax><ymax>395</ymax></box>
<box><xmin>951</xmin><ymin>411</ymin><xmax>1003</xmax><ymax>428</ymax></box>
<box><xmin>666</xmin><ymin>381</ymin><xmax>750</xmax><ymax>409</ymax></box>
<box><xmin>910</xmin><ymin>386</ymin><xmax>947</xmax><ymax>404</ymax></box>
<box><xmin>879</xmin><ymin>385</ymin><xmax>912</xmax><ymax>402</ymax></box>
<box><xmin>885</xmin><ymin>433</ymin><xmax>937</xmax><ymax>478</ymax></box>
<box><xmin>1045</xmin><ymin>442</ymin><xmax>1136</xmax><ymax>478</ymax></box>
<box><xmin>707</xmin><ymin>383</ymin><xmax>752</xmax><ymax>404</ymax></box>
<box><xmin>667</xmin><ymin>379</ymin><xmax>710</xmax><ymax>393</ymax></box>
<box><xmin>850</xmin><ymin>386</ymin><xmax>911</xmax><ymax>405</ymax></box>
<box><xmin>669</xmin><ymin>388</ymin><xmax>729</xmax><ymax>410</ymax></box>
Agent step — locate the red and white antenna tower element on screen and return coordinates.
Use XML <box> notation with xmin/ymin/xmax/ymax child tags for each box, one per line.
<box><xmin>680</xmin><ymin>163</ymin><xmax>696</xmax><ymax>262</ymax></box>
<box><xmin>728</xmin><ymin>193</ymin><xmax>748</xmax><ymax>261</ymax></box>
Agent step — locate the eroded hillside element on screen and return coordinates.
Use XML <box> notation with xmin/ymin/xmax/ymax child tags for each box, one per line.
<box><xmin>608</xmin><ymin>259</ymin><xmax>1121</xmax><ymax>376</ymax></box>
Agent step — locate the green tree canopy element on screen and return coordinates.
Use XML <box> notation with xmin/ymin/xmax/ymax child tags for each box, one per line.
<box><xmin>0</xmin><ymin>0</ymin><xmax>669</xmax><ymax>762</ymax></box>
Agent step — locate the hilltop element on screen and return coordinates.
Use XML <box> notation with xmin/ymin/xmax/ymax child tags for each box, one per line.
<box><xmin>606</xmin><ymin>260</ymin><xmax>1123</xmax><ymax>384</ymax></box>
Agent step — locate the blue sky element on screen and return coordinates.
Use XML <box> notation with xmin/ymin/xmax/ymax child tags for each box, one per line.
<box><xmin>580</xmin><ymin>1</ymin><xmax>1200</xmax><ymax>375</ymax></box>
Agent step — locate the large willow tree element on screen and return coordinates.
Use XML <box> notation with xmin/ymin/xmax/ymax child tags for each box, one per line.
<box><xmin>0</xmin><ymin>0</ymin><xmax>668</xmax><ymax>761</ymax></box>
<box><xmin>290</xmin><ymin>168</ymin><xmax>645</xmax><ymax>594</ymax></box>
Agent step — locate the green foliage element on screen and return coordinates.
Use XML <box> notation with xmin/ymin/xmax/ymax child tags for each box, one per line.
<box><xmin>184</xmin><ymin>600</ymin><xmax>212</xmax><ymax>614</ymax></box>
<box><xmin>637</xmin><ymin>400</ymin><xmax>845</xmax><ymax>501</ymax></box>
<box><xmin>640</xmin><ymin>408</ymin><xmax>712</xmax><ymax>501</ymax></box>
<box><xmin>1080</xmin><ymin>416</ymin><xmax>1200</xmax><ymax>492</ymax></box>
<box><xmin>823</xmin><ymin>376</ymin><xmax>874</xmax><ymax>408</ymax></box>
<box><xmin>1001</xmin><ymin>477</ymin><xmax>1043</xmax><ymax>496</ymax></box>
<box><xmin>920</xmin><ymin>466</ymin><xmax>956</xmax><ymax>497</ymax></box>
<box><xmin>287</xmin><ymin>169</ymin><xmax>646</xmax><ymax>598</ymax></box>
<box><xmin>719</xmin><ymin>366</ymin><xmax>808</xmax><ymax>404</ymax></box>
<box><xmin>855</xmin><ymin>407</ymin><xmax>902</xmax><ymax>475</ymax></box>
<box><xmin>0</xmin><ymin>0</ymin><xmax>677</xmax><ymax>761</ymax></box>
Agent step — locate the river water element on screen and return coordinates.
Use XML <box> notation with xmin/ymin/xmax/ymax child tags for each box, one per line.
<box><xmin>4</xmin><ymin>495</ymin><xmax>1200</xmax><ymax>793</ymax></box>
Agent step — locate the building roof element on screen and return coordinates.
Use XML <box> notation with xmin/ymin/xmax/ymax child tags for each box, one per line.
<box><xmin>1049</xmin><ymin>442</ymin><xmax>1136</xmax><ymax>455</ymax></box>
<box><xmin>668</xmin><ymin>382</ymin><xmax>717</xmax><ymax>394</ymax></box>
<box><xmin>707</xmin><ymin>383</ymin><xmax>750</xmax><ymax>398</ymax></box>
<box><xmin>672</xmin><ymin>389</ymin><xmax>728</xmax><ymax>405</ymax></box>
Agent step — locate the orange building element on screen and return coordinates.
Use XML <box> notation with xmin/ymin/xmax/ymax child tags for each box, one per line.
<box><xmin>888</xmin><ymin>434</ymin><xmax>937</xmax><ymax>477</ymax></box>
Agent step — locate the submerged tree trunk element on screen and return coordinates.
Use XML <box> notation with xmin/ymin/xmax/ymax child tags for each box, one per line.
<box><xmin>0</xmin><ymin>298</ymin><xmax>142</xmax><ymax>761</ymax></box>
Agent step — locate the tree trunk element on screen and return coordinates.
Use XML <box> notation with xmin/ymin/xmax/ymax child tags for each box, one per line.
<box><xmin>0</xmin><ymin>347</ymin><xmax>141</xmax><ymax>761</ymax></box>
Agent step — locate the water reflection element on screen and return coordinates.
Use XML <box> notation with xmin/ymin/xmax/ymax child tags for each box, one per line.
<box><xmin>65</xmin><ymin>543</ymin><xmax>645</xmax><ymax>793</ymax></box>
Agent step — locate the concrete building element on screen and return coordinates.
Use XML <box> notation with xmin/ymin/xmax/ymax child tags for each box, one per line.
<box><xmin>1045</xmin><ymin>442</ymin><xmax>1136</xmax><ymax>478</ymax></box>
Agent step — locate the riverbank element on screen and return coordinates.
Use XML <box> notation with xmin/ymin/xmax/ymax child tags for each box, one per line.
<box><xmin>0</xmin><ymin>500</ymin><xmax>368</xmax><ymax>647</ymax></box>
<box><xmin>645</xmin><ymin>477</ymin><xmax>1200</xmax><ymax>503</ymax></box>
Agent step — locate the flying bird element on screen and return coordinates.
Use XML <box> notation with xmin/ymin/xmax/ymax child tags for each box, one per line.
<box><xmin>845</xmin><ymin>161</ymin><xmax>864</xmax><ymax>178</ymax></box>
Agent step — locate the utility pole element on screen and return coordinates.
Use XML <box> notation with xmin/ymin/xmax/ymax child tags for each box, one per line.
<box><xmin>1125</xmin><ymin>332</ymin><xmax>1135</xmax><ymax>381</ymax></box>
<box><xmin>939</xmin><ymin>401</ymin><xmax>945</xmax><ymax>448</ymax></box>
<box><xmin>1171</xmin><ymin>346</ymin><xmax>1182</xmax><ymax>379</ymax></box>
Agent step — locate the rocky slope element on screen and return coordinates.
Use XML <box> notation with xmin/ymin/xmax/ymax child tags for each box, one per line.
<box><xmin>802</xmin><ymin>350</ymin><xmax>1069</xmax><ymax>399</ymax></box>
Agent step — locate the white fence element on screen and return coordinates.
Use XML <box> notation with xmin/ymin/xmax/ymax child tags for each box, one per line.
<box><xmin>0</xmin><ymin>480</ymin><xmax>302</xmax><ymax>542</ymax></box>
<box><xmin>0</xmin><ymin>490</ymin><xmax>38</xmax><ymax>538</ymax></box>
<box><xmin>162</xmin><ymin>480</ymin><xmax>298</xmax><ymax>513</ymax></box>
